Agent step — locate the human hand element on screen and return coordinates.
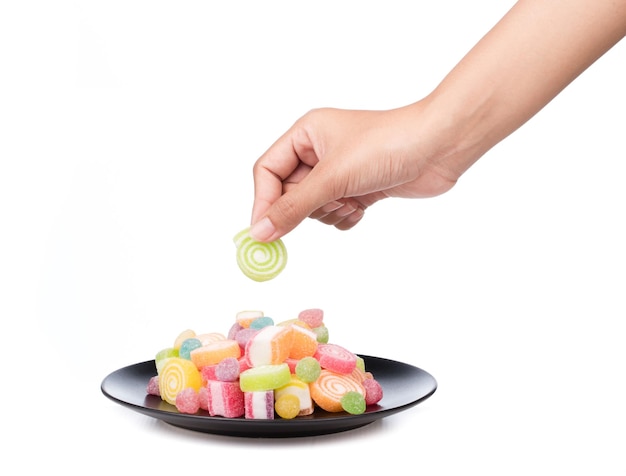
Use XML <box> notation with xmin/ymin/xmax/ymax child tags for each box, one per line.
<box><xmin>249</xmin><ymin>104</ymin><xmax>460</xmax><ymax>242</ymax></box>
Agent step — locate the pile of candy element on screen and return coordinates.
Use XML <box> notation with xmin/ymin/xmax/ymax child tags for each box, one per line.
<box><xmin>147</xmin><ymin>309</ymin><xmax>383</xmax><ymax>419</ymax></box>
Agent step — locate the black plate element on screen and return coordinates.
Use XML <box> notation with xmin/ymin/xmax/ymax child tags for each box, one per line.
<box><xmin>101</xmin><ymin>355</ymin><xmax>437</xmax><ymax>438</ymax></box>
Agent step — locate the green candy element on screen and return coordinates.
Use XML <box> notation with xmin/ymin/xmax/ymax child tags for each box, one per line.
<box><xmin>341</xmin><ymin>391</ymin><xmax>366</xmax><ymax>415</ymax></box>
<box><xmin>234</xmin><ymin>228</ymin><xmax>287</xmax><ymax>282</ymax></box>
<box><xmin>155</xmin><ymin>347</ymin><xmax>179</xmax><ymax>374</ymax></box>
<box><xmin>239</xmin><ymin>363</ymin><xmax>291</xmax><ymax>392</ymax></box>
<box><xmin>295</xmin><ymin>356</ymin><xmax>321</xmax><ymax>383</ymax></box>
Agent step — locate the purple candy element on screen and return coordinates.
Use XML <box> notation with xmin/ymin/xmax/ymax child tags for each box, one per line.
<box><xmin>235</xmin><ymin>328</ymin><xmax>259</xmax><ymax>350</ymax></box>
<box><xmin>215</xmin><ymin>357</ymin><xmax>240</xmax><ymax>382</ymax></box>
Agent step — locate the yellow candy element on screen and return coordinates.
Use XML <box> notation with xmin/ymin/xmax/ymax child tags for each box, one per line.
<box><xmin>158</xmin><ymin>357</ymin><xmax>202</xmax><ymax>406</ymax></box>
<box><xmin>173</xmin><ymin>329</ymin><xmax>196</xmax><ymax>350</ymax></box>
<box><xmin>275</xmin><ymin>375</ymin><xmax>314</xmax><ymax>416</ymax></box>
<box><xmin>274</xmin><ymin>394</ymin><xmax>300</xmax><ymax>419</ymax></box>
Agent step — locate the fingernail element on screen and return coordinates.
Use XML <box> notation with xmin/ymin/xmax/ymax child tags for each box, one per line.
<box><xmin>335</xmin><ymin>203</ymin><xmax>357</xmax><ymax>218</ymax></box>
<box><xmin>249</xmin><ymin>217</ymin><xmax>276</xmax><ymax>242</ymax></box>
<box><xmin>321</xmin><ymin>201</ymin><xmax>344</xmax><ymax>213</ymax></box>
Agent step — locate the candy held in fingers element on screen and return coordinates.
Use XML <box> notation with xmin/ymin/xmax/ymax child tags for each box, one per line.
<box><xmin>309</xmin><ymin>369</ymin><xmax>365</xmax><ymax>412</ymax></box>
<box><xmin>244</xmin><ymin>391</ymin><xmax>274</xmax><ymax>420</ymax></box>
<box><xmin>233</xmin><ymin>228</ymin><xmax>287</xmax><ymax>282</ymax></box>
<box><xmin>158</xmin><ymin>357</ymin><xmax>203</xmax><ymax>406</ymax></box>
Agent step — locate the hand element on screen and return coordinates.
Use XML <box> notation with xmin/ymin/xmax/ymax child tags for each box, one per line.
<box><xmin>250</xmin><ymin>104</ymin><xmax>460</xmax><ymax>242</ymax></box>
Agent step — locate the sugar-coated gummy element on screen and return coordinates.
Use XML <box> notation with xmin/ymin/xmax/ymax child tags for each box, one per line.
<box><xmin>362</xmin><ymin>378</ymin><xmax>384</xmax><ymax>405</ymax></box>
<box><xmin>179</xmin><ymin>337</ymin><xmax>202</xmax><ymax>360</ymax></box>
<box><xmin>215</xmin><ymin>357</ymin><xmax>241</xmax><ymax>382</ymax></box>
<box><xmin>250</xmin><ymin>316</ymin><xmax>274</xmax><ymax>330</ymax></box>
<box><xmin>274</xmin><ymin>394</ymin><xmax>300</xmax><ymax>419</ymax></box>
<box><xmin>146</xmin><ymin>375</ymin><xmax>160</xmax><ymax>396</ymax></box>
<box><xmin>312</xmin><ymin>325</ymin><xmax>329</xmax><ymax>344</ymax></box>
<box><xmin>295</xmin><ymin>356</ymin><xmax>321</xmax><ymax>383</ymax></box>
<box><xmin>176</xmin><ymin>387</ymin><xmax>200</xmax><ymax>414</ymax></box>
<box><xmin>298</xmin><ymin>308</ymin><xmax>324</xmax><ymax>328</ymax></box>
<box><xmin>340</xmin><ymin>391</ymin><xmax>366</xmax><ymax>415</ymax></box>
<box><xmin>198</xmin><ymin>386</ymin><xmax>209</xmax><ymax>411</ymax></box>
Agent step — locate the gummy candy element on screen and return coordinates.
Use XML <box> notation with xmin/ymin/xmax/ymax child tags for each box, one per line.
<box><xmin>309</xmin><ymin>369</ymin><xmax>365</xmax><ymax>412</ymax></box>
<box><xmin>190</xmin><ymin>339</ymin><xmax>241</xmax><ymax>369</ymax></box>
<box><xmin>244</xmin><ymin>391</ymin><xmax>274</xmax><ymax>419</ymax></box>
<box><xmin>249</xmin><ymin>316</ymin><xmax>274</xmax><ymax>330</ymax></box>
<box><xmin>362</xmin><ymin>378</ymin><xmax>384</xmax><ymax>406</ymax></box>
<box><xmin>173</xmin><ymin>329</ymin><xmax>196</xmax><ymax>350</ymax></box>
<box><xmin>245</xmin><ymin>325</ymin><xmax>294</xmax><ymax>367</ymax></box>
<box><xmin>312</xmin><ymin>325</ymin><xmax>329</xmax><ymax>344</ymax></box>
<box><xmin>146</xmin><ymin>375</ymin><xmax>160</xmax><ymax>396</ymax></box>
<box><xmin>155</xmin><ymin>347</ymin><xmax>178</xmax><ymax>374</ymax></box>
<box><xmin>239</xmin><ymin>363</ymin><xmax>291</xmax><ymax>392</ymax></box>
<box><xmin>314</xmin><ymin>343</ymin><xmax>357</xmax><ymax>374</ymax></box>
<box><xmin>178</xmin><ymin>338</ymin><xmax>202</xmax><ymax>360</ymax></box>
<box><xmin>233</xmin><ymin>228</ymin><xmax>287</xmax><ymax>282</ymax></box>
<box><xmin>206</xmin><ymin>380</ymin><xmax>245</xmax><ymax>418</ymax></box>
<box><xmin>274</xmin><ymin>394</ymin><xmax>300</xmax><ymax>419</ymax></box>
<box><xmin>215</xmin><ymin>357</ymin><xmax>240</xmax><ymax>382</ymax></box>
<box><xmin>295</xmin><ymin>356</ymin><xmax>321</xmax><ymax>383</ymax></box>
<box><xmin>195</xmin><ymin>332</ymin><xmax>226</xmax><ymax>346</ymax></box>
<box><xmin>158</xmin><ymin>357</ymin><xmax>202</xmax><ymax>406</ymax></box>
<box><xmin>340</xmin><ymin>391</ymin><xmax>366</xmax><ymax>415</ymax></box>
<box><xmin>176</xmin><ymin>387</ymin><xmax>200</xmax><ymax>414</ymax></box>
<box><xmin>288</xmin><ymin>324</ymin><xmax>318</xmax><ymax>360</ymax></box>
<box><xmin>235</xmin><ymin>310</ymin><xmax>264</xmax><ymax>328</ymax></box>
<box><xmin>298</xmin><ymin>308</ymin><xmax>324</xmax><ymax>328</ymax></box>
<box><xmin>275</xmin><ymin>375</ymin><xmax>314</xmax><ymax>416</ymax></box>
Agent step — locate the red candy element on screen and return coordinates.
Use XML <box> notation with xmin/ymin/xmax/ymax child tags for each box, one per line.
<box><xmin>206</xmin><ymin>380</ymin><xmax>245</xmax><ymax>418</ymax></box>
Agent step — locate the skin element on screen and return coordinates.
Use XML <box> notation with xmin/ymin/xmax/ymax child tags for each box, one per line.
<box><xmin>250</xmin><ymin>0</ymin><xmax>626</xmax><ymax>242</ymax></box>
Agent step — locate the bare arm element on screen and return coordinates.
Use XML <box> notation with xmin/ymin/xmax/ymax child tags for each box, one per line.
<box><xmin>250</xmin><ymin>0</ymin><xmax>626</xmax><ymax>242</ymax></box>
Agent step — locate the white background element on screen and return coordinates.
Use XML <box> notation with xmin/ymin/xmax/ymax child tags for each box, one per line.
<box><xmin>2</xmin><ymin>1</ymin><xmax>624</xmax><ymax>474</ymax></box>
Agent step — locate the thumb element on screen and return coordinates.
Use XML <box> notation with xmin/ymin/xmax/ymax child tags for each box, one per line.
<box><xmin>249</xmin><ymin>166</ymin><xmax>338</xmax><ymax>242</ymax></box>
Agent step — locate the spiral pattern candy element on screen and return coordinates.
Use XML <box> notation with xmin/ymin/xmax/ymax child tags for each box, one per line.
<box><xmin>309</xmin><ymin>370</ymin><xmax>365</xmax><ymax>413</ymax></box>
<box><xmin>158</xmin><ymin>357</ymin><xmax>202</xmax><ymax>406</ymax></box>
<box><xmin>233</xmin><ymin>228</ymin><xmax>287</xmax><ymax>282</ymax></box>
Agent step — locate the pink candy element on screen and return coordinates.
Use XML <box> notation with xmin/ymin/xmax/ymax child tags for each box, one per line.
<box><xmin>362</xmin><ymin>378</ymin><xmax>384</xmax><ymax>406</ymax></box>
<box><xmin>215</xmin><ymin>357</ymin><xmax>241</xmax><ymax>382</ymax></box>
<box><xmin>314</xmin><ymin>343</ymin><xmax>357</xmax><ymax>374</ymax></box>
<box><xmin>244</xmin><ymin>391</ymin><xmax>274</xmax><ymax>419</ymax></box>
<box><xmin>206</xmin><ymin>380</ymin><xmax>244</xmax><ymax>418</ymax></box>
<box><xmin>298</xmin><ymin>308</ymin><xmax>324</xmax><ymax>328</ymax></box>
<box><xmin>146</xmin><ymin>376</ymin><xmax>160</xmax><ymax>396</ymax></box>
<box><xmin>175</xmin><ymin>387</ymin><xmax>200</xmax><ymax>414</ymax></box>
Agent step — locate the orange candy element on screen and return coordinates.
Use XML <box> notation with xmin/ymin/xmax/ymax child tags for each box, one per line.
<box><xmin>309</xmin><ymin>369</ymin><xmax>365</xmax><ymax>413</ymax></box>
<box><xmin>190</xmin><ymin>339</ymin><xmax>241</xmax><ymax>369</ymax></box>
<box><xmin>245</xmin><ymin>325</ymin><xmax>294</xmax><ymax>367</ymax></box>
<box><xmin>288</xmin><ymin>324</ymin><xmax>318</xmax><ymax>360</ymax></box>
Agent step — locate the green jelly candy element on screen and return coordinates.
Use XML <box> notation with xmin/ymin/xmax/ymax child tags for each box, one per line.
<box><xmin>341</xmin><ymin>391</ymin><xmax>366</xmax><ymax>415</ymax></box>
<box><xmin>155</xmin><ymin>347</ymin><xmax>179</xmax><ymax>374</ymax></box>
<box><xmin>312</xmin><ymin>325</ymin><xmax>329</xmax><ymax>344</ymax></box>
<box><xmin>239</xmin><ymin>363</ymin><xmax>291</xmax><ymax>392</ymax></box>
<box><xmin>295</xmin><ymin>356</ymin><xmax>321</xmax><ymax>383</ymax></box>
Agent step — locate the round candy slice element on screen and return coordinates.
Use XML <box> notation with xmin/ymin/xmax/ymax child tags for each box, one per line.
<box><xmin>239</xmin><ymin>363</ymin><xmax>291</xmax><ymax>392</ymax></box>
<box><xmin>233</xmin><ymin>228</ymin><xmax>287</xmax><ymax>282</ymax></box>
<box><xmin>309</xmin><ymin>369</ymin><xmax>365</xmax><ymax>412</ymax></box>
<box><xmin>158</xmin><ymin>357</ymin><xmax>202</xmax><ymax>406</ymax></box>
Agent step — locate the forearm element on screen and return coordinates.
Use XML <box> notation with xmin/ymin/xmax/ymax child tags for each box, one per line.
<box><xmin>420</xmin><ymin>0</ymin><xmax>626</xmax><ymax>177</ymax></box>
